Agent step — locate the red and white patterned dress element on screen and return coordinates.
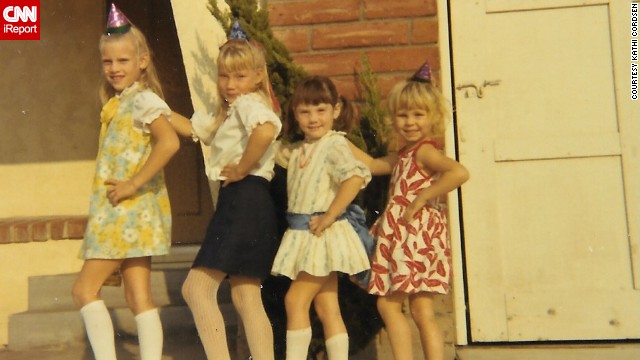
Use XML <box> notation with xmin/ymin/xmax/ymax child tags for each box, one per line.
<box><xmin>367</xmin><ymin>140</ymin><xmax>452</xmax><ymax>295</ymax></box>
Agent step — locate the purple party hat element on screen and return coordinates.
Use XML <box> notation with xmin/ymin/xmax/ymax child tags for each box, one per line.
<box><xmin>228</xmin><ymin>19</ymin><xmax>248</xmax><ymax>40</ymax></box>
<box><xmin>410</xmin><ymin>61</ymin><xmax>432</xmax><ymax>83</ymax></box>
<box><xmin>106</xmin><ymin>3</ymin><xmax>131</xmax><ymax>35</ymax></box>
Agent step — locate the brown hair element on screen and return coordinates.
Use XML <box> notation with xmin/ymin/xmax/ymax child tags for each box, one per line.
<box><xmin>283</xmin><ymin>76</ymin><xmax>356</xmax><ymax>141</ymax></box>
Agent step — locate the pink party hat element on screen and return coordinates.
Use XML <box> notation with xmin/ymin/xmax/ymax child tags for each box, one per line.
<box><xmin>106</xmin><ymin>3</ymin><xmax>131</xmax><ymax>35</ymax></box>
<box><xmin>410</xmin><ymin>61</ymin><xmax>431</xmax><ymax>83</ymax></box>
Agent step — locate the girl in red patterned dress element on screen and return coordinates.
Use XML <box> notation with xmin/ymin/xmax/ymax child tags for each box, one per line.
<box><xmin>351</xmin><ymin>63</ymin><xmax>469</xmax><ymax>360</ymax></box>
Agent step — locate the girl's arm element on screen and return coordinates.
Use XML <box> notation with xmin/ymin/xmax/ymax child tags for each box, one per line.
<box><xmin>347</xmin><ymin>141</ymin><xmax>397</xmax><ymax>176</ymax></box>
<box><xmin>220</xmin><ymin>122</ymin><xmax>277</xmax><ymax>186</ymax></box>
<box><xmin>309</xmin><ymin>175</ymin><xmax>364</xmax><ymax>236</ymax></box>
<box><xmin>168</xmin><ymin>112</ymin><xmax>194</xmax><ymax>138</ymax></box>
<box><xmin>402</xmin><ymin>143</ymin><xmax>469</xmax><ymax>222</ymax></box>
<box><xmin>105</xmin><ymin>115</ymin><xmax>180</xmax><ymax>206</ymax></box>
<box><xmin>170</xmin><ymin>112</ymin><xmax>222</xmax><ymax>144</ymax></box>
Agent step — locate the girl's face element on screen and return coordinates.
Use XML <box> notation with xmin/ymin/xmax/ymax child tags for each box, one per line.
<box><xmin>294</xmin><ymin>102</ymin><xmax>340</xmax><ymax>141</ymax></box>
<box><xmin>101</xmin><ymin>38</ymin><xmax>148</xmax><ymax>93</ymax></box>
<box><xmin>218</xmin><ymin>67</ymin><xmax>263</xmax><ymax>104</ymax></box>
<box><xmin>393</xmin><ymin>108</ymin><xmax>432</xmax><ymax>145</ymax></box>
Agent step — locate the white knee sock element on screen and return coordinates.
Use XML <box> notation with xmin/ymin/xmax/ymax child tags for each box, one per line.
<box><xmin>80</xmin><ymin>300</ymin><xmax>116</xmax><ymax>360</ymax></box>
<box><xmin>286</xmin><ymin>327</ymin><xmax>312</xmax><ymax>360</ymax></box>
<box><xmin>325</xmin><ymin>333</ymin><xmax>349</xmax><ymax>360</ymax></box>
<box><xmin>135</xmin><ymin>308</ymin><xmax>163</xmax><ymax>360</ymax></box>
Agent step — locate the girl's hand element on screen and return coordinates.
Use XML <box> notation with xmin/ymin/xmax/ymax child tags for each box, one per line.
<box><xmin>220</xmin><ymin>163</ymin><xmax>247</xmax><ymax>187</ymax></box>
<box><xmin>401</xmin><ymin>200</ymin><xmax>425</xmax><ymax>224</ymax></box>
<box><xmin>309</xmin><ymin>213</ymin><xmax>336</xmax><ymax>236</ymax></box>
<box><xmin>104</xmin><ymin>179</ymin><xmax>138</xmax><ymax>206</ymax></box>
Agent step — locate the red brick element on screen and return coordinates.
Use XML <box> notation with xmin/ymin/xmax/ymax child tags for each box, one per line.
<box><xmin>269</xmin><ymin>0</ymin><xmax>360</xmax><ymax>26</ymax></box>
<box><xmin>312</xmin><ymin>21</ymin><xmax>409</xmax><ymax>50</ymax></box>
<box><xmin>365</xmin><ymin>0</ymin><xmax>437</xmax><ymax>19</ymax></box>
<box><xmin>332</xmin><ymin>75</ymin><xmax>360</xmax><ymax>100</ymax></box>
<box><xmin>273</xmin><ymin>28</ymin><xmax>310</xmax><ymax>53</ymax></box>
<box><xmin>49</xmin><ymin>218</ymin><xmax>66</xmax><ymax>240</ymax></box>
<box><xmin>293</xmin><ymin>51</ymin><xmax>362</xmax><ymax>76</ymax></box>
<box><xmin>11</xmin><ymin>220</ymin><xmax>31</xmax><ymax>243</ymax></box>
<box><xmin>0</xmin><ymin>220</ymin><xmax>13</xmax><ymax>244</ymax></box>
<box><xmin>412</xmin><ymin>18</ymin><xmax>439</xmax><ymax>44</ymax></box>
<box><xmin>67</xmin><ymin>217</ymin><xmax>88</xmax><ymax>239</ymax></box>
<box><xmin>365</xmin><ymin>46</ymin><xmax>440</xmax><ymax>73</ymax></box>
<box><xmin>30</xmin><ymin>219</ymin><xmax>51</xmax><ymax>242</ymax></box>
<box><xmin>376</xmin><ymin>74</ymin><xmax>414</xmax><ymax>97</ymax></box>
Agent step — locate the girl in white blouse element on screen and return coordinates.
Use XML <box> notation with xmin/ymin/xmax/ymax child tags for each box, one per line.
<box><xmin>170</xmin><ymin>37</ymin><xmax>281</xmax><ymax>360</ymax></box>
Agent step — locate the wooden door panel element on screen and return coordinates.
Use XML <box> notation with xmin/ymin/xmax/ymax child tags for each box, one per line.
<box><xmin>505</xmin><ymin>290</ymin><xmax>640</xmax><ymax>341</ymax></box>
<box><xmin>451</xmin><ymin>0</ymin><xmax>640</xmax><ymax>342</ymax></box>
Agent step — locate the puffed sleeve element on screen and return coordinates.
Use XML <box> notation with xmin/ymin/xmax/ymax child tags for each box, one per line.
<box><xmin>191</xmin><ymin>111</ymin><xmax>218</xmax><ymax>145</ymax></box>
<box><xmin>233</xmin><ymin>94</ymin><xmax>282</xmax><ymax>139</ymax></box>
<box><xmin>326</xmin><ymin>134</ymin><xmax>372</xmax><ymax>187</ymax></box>
<box><xmin>274</xmin><ymin>140</ymin><xmax>295</xmax><ymax>169</ymax></box>
<box><xmin>132</xmin><ymin>90</ymin><xmax>171</xmax><ymax>133</ymax></box>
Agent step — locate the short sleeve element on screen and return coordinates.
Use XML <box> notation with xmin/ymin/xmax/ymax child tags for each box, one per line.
<box><xmin>233</xmin><ymin>94</ymin><xmax>282</xmax><ymax>139</ymax></box>
<box><xmin>191</xmin><ymin>111</ymin><xmax>217</xmax><ymax>145</ymax></box>
<box><xmin>274</xmin><ymin>140</ymin><xmax>295</xmax><ymax>169</ymax></box>
<box><xmin>326</xmin><ymin>135</ymin><xmax>372</xmax><ymax>187</ymax></box>
<box><xmin>132</xmin><ymin>90</ymin><xmax>171</xmax><ymax>133</ymax></box>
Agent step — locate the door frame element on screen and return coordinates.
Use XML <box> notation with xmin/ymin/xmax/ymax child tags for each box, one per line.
<box><xmin>437</xmin><ymin>0</ymin><xmax>470</xmax><ymax>346</ymax></box>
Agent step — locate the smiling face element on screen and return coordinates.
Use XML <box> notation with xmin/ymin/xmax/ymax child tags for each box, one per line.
<box><xmin>294</xmin><ymin>102</ymin><xmax>341</xmax><ymax>141</ymax></box>
<box><xmin>100</xmin><ymin>37</ymin><xmax>148</xmax><ymax>93</ymax></box>
<box><xmin>393</xmin><ymin>108</ymin><xmax>434</xmax><ymax>146</ymax></box>
<box><xmin>217</xmin><ymin>67</ymin><xmax>263</xmax><ymax>104</ymax></box>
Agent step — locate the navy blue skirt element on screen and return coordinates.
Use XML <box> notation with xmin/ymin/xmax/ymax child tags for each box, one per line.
<box><xmin>192</xmin><ymin>175</ymin><xmax>279</xmax><ymax>279</ymax></box>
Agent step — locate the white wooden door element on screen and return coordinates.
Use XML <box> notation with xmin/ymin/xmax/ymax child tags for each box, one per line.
<box><xmin>450</xmin><ymin>0</ymin><xmax>640</xmax><ymax>342</ymax></box>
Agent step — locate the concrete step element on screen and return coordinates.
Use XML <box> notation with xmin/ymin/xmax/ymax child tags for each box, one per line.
<box><xmin>8</xmin><ymin>304</ymin><xmax>238</xmax><ymax>351</ymax></box>
<box><xmin>28</xmin><ymin>245</ymin><xmax>206</xmax><ymax>311</ymax></box>
<box><xmin>27</xmin><ymin>268</ymin><xmax>231</xmax><ymax>312</ymax></box>
<box><xmin>8</xmin><ymin>245</ymin><xmax>242</xmax><ymax>351</ymax></box>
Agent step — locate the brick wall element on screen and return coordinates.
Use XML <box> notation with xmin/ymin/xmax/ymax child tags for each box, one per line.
<box><xmin>0</xmin><ymin>217</ymin><xmax>87</xmax><ymax>244</ymax></box>
<box><xmin>268</xmin><ymin>0</ymin><xmax>440</xmax><ymax>99</ymax></box>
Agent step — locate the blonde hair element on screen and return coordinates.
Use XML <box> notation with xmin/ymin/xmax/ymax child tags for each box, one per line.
<box><xmin>215</xmin><ymin>40</ymin><xmax>276</xmax><ymax>124</ymax></box>
<box><xmin>98</xmin><ymin>26</ymin><xmax>163</xmax><ymax>104</ymax></box>
<box><xmin>386</xmin><ymin>80</ymin><xmax>449</xmax><ymax>137</ymax></box>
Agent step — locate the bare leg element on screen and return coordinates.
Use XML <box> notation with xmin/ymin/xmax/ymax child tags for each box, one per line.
<box><xmin>182</xmin><ymin>267</ymin><xmax>230</xmax><ymax>360</ymax></box>
<box><xmin>229</xmin><ymin>275</ymin><xmax>274</xmax><ymax>360</ymax></box>
<box><xmin>72</xmin><ymin>259</ymin><xmax>122</xmax><ymax>360</ymax></box>
<box><xmin>312</xmin><ymin>273</ymin><xmax>349</xmax><ymax>360</ymax></box>
<box><xmin>377</xmin><ymin>292</ymin><xmax>412</xmax><ymax>360</ymax></box>
<box><xmin>313</xmin><ymin>273</ymin><xmax>346</xmax><ymax>339</ymax></box>
<box><xmin>284</xmin><ymin>272</ymin><xmax>330</xmax><ymax>360</ymax></box>
<box><xmin>121</xmin><ymin>257</ymin><xmax>162</xmax><ymax>360</ymax></box>
<box><xmin>410</xmin><ymin>292</ymin><xmax>444</xmax><ymax>360</ymax></box>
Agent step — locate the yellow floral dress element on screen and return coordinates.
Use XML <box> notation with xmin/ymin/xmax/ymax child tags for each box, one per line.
<box><xmin>81</xmin><ymin>83</ymin><xmax>172</xmax><ymax>259</ymax></box>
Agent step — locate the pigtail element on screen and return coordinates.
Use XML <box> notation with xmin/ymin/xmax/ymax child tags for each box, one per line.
<box><xmin>333</xmin><ymin>95</ymin><xmax>357</xmax><ymax>134</ymax></box>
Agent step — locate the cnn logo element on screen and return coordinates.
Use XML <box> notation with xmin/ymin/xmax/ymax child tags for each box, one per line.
<box><xmin>1</xmin><ymin>0</ymin><xmax>40</xmax><ymax>40</ymax></box>
<box><xmin>3</xmin><ymin>6</ymin><xmax>37</xmax><ymax>22</ymax></box>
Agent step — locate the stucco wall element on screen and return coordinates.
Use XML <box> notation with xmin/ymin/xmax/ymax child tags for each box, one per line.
<box><xmin>0</xmin><ymin>241</ymin><xmax>84</xmax><ymax>345</ymax></box>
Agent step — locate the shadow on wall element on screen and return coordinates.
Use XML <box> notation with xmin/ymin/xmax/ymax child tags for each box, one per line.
<box><xmin>188</xmin><ymin>31</ymin><xmax>219</xmax><ymax>112</ymax></box>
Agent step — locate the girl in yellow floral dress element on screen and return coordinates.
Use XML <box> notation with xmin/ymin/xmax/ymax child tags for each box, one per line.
<box><xmin>71</xmin><ymin>5</ymin><xmax>179</xmax><ymax>360</ymax></box>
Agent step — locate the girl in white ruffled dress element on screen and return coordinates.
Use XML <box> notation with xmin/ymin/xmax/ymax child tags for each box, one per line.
<box><xmin>271</xmin><ymin>76</ymin><xmax>371</xmax><ymax>360</ymax></box>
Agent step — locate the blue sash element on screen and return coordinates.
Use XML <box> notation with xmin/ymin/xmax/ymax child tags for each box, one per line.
<box><xmin>286</xmin><ymin>204</ymin><xmax>374</xmax><ymax>288</ymax></box>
